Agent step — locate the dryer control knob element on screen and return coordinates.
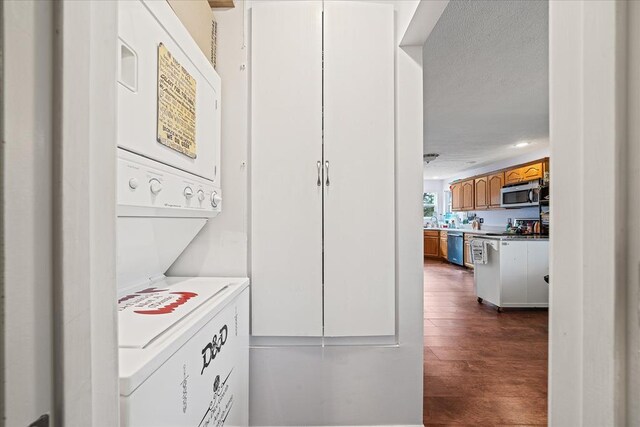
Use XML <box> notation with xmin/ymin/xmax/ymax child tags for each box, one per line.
<box><xmin>211</xmin><ymin>191</ymin><xmax>222</xmax><ymax>208</ymax></box>
<box><xmin>128</xmin><ymin>178</ymin><xmax>139</xmax><ymax>190</ymax></box>
<box><xmin>197</xmin><ymin>190</ymin><xmax>205</xmax><ymax>202</ymax></box>
<box><xmin>184</xmin><ymin>187</ymin><xmax>194</xmax><ymax>199</ymax></box>
<box><xmin>149</xmin><ymin>178</ymin><xmax>163</xmax><ymax>195</ymax></box>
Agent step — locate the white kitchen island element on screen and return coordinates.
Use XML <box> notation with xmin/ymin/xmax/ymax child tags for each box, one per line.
<box><xmin>470</xmin><ymin>235</ymin><xmax>549</xmax><ymax>310</ymax></box>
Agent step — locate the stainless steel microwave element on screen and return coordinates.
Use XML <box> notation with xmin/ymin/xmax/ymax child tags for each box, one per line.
<box><xmin>500</xmin><ymin>181</ymin><xmax>540</xmax><ymax>208</ymax></box>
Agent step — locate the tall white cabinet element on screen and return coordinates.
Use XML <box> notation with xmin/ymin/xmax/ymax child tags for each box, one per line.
<box><xmin>251</xmin><ymin>1</ymin><xmax>395</xmax><ymax>337</ymax></box>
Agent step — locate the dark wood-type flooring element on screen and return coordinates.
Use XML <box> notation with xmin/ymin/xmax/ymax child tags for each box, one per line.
<box><xmin>423</xmin><ymin>259</ymin><xmax>548</xmax><ymax>426</ymax></box>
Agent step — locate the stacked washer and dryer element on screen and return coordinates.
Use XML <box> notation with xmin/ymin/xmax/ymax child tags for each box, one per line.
<box><xmin>116</xmin><ymin>1</ymin><xmax>249</xmax><ymax>426</ymax></box>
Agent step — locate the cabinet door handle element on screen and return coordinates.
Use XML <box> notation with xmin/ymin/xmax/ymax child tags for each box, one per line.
<box><xmin>325</xmin><ymin>161</ymin><xmax>330</xmax><ymax>186</ymax></box>
<box><xmin>317</xmin><ymin>161</ymin><xmax>322</xmax><ymax>187</ymax></box>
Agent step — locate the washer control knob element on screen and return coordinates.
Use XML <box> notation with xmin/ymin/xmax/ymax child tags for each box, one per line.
<box><xmin>128</xmin><ymin>178</ymin><xmax>139</xmax><ymax>190</ymax></box>
<box><xmin>211</xmin><ymin>191</ymin><xmax>222</xmax><ymax>208</ymax></box>
<box><xmin>149</xmin><ymin>178</ymin><xmax>163</xmax><ymax>195</ymax></box>
<box><xmin>197</xmin><ymin>190</ymin><xmax>205</xmax><ymax>202</ymax></box>
<box><xmin>184</xmin><ymin>186</ymin><xmax>194</xmax><ymax>199</ymax></box>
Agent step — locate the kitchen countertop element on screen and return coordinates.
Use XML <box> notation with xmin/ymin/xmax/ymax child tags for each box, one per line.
<box><xmin>423</xmin><ymin>227</ymin><xmax>549</xmax><ymax>240</ymax></box>
<box><xmin>478</xmin><ymin>235</ymin><xmax>549</xmax><ymax>241</ymax></box>
<box><xmin>423</xmin><ymin>227</ymin><xmax>496</xmax><ymax>235</ymax></box>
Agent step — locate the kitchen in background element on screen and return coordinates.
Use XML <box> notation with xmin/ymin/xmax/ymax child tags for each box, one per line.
<box><xmin>423</xmin><ymin>151</ymin><xmax>550</xmax><ymax>307</ymax></box>
<box><xmin>421</xmin><ymin>1</ymin><xmax>550</xmax><ymax>425</ymax></box>
<box><xmin>422</xmin><ymin>149</ymin><xmax>551</xmax><ymax>424</ymax></box>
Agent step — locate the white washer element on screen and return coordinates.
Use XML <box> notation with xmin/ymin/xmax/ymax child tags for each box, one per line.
<box><xmin>116</xmin><ymin>156</ymin><xmax>249</xmax><ymax>426</ymax></box>
<box><xmin>116</xmin><ymin>153</ymin><xmax>249</xmax><ymax>427</ymax></box>
<box><xmin>118</xmin><ymin>276</ymin><xmax>249</xmax><ymax>427</ymax></box>
<box><xmin>116</xmin><ymin>164</ymin><xmax>248</xmax><ymax>427</ymax></box>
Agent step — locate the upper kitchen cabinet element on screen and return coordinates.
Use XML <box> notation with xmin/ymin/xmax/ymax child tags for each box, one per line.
<box><xmin>251</xmin><ymin>1</ymin><xmax>395</xmax><ymax>338</ymax></box>
<box><xmin>487</xmin><ymin>172</ymin><xmax>505</xmax><ymax>208</ymax></box>
<box><xmin>504</xmin><ymin>161</ymin><xmax>545</xmax><ymax>185</ymax></box>
<box><xmin>451</xmin><ymin>182</ymin><xmax>463</xmax><ymax>211</ymax></box>
<box><xmin>474</xmin><ymin>176</ymin><xmax>488</xmax><ymax>210</ymax></box>
<box><xmin>449</xmin><ymin>158</ymin><xmax>548</xmax><ymax>212</ymax></box>
<box><xmin>461</xmin><ymin>179</ymin><xmax>475</xmax><ymax>210</ymax></box>
<box><xmin>451</xmin><ymin>179</ymin><xmax>474</xmax><ymax>211</ymax></box>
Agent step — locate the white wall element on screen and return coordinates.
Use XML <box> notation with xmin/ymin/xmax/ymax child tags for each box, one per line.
<box><xmin>471</xmin><ymin>207</ymin><xmax>539</xmax><ymax>228</ymax></box>
<box><xmin>169</xmin><ymin>1</ymin><xmax>249</xmax><ymax>278</ymax></box>
<box><xmin>549</xmin><ymin>1</ymin><xmax>628</xmax><ymax>425</ymax></box>
<box><xmin>627</xmin><ymin>3</ymin><xmax>640</xmax><ymax>423</ymax></box>
<box><xmin>3</xmin><ymin>2</ymin><xmax>54</xmax><ymax>424</ymax></box>
<box><xmin>55</xmin><ymin>2</ymin><xmax>120</xmax><ymax>425</ymax></box>
<box><xmin>247</xmin><ymin>1</ymin><xmax>425</xmax><ymax>425</ymax></box>
<box><xmin>168</xmin><ymin>1</ymin><xmax>424</xmax><ymax>425</ymax></box>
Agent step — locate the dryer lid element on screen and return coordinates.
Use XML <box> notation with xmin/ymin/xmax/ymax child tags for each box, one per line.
<box><xmin>117</xmin><ymin>216</ymin><xmax>207</xmax><ymax>291</ymax></box>
<box><xmin>118</xmin><ymin>277</ymin><xmax>250</xmax><ymax>397</ymax></box>
<box><xmin>118</xmin><ymin>277</ymin><xmax>231</xmax><ymax>348</ymax></box>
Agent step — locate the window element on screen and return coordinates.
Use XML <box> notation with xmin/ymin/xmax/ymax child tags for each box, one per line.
<box><xmin>423</xmin><ymin>192</ymin><xmax>437</xmax><ymax>218</ymax></box>
<box><xmin>444</xmin><ymin>190</ymin><xmax>452</xmax><ymax>214</ymax></box>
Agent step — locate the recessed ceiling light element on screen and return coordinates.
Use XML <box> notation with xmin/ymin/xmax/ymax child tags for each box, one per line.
<box><xmin>513</xmin><ymin>141</ymin><xmax>530</xmax><ymax>148</ymax></box>
<box><xmin>433</xmin><ymin>176</ymin><xmax>439</xmax><ymax>179</ymax></box>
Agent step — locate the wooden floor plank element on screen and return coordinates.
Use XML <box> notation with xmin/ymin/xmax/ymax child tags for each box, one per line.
<box><xmin>423</xmin><ymin>259</ymin><xmax>548</xmax><ymax>425</ymax></box>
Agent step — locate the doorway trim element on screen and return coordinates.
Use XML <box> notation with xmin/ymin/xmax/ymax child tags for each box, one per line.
<box><xmin>406</xmin><ymin>0</ymin><xmax>633</xmax><ymax>425</ymax></box>
<box><xmin>53</xmin><ymin>1</ymin><xmax>119</xmax><ymax>425</ymax></box>
<box><xmin>549</xmin><ymin>1</ymin><xmax>629</xmax><ymax>425</ymax></box>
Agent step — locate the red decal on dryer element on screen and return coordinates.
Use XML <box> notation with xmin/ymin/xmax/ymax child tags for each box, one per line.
<box><xmin>134</xmin><ymin>291</ymin><xmax>198</xmax><ymax>315</ymax></box>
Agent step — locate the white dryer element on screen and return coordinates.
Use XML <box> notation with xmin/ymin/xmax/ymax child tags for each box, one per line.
<box><xmin>117</xmin><ymin>0</ymin><xmax>221</xmax><ymax>184</ymax></box>
<box><xmin>116</xmin><ymin>2</ymin><xmax>248</xmax><ymax>426</ymax></box>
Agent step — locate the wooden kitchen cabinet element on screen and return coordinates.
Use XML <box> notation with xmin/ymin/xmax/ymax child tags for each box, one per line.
<box><xmin>449</xmin><ymin>158</ymin><xmax>548</xmax><ymax>212</ymax></box>
<box><xmin>208</xmin><ymin>0</ymin><xmax>235</xmax><ymax>8</ymax></box>
<box><xmin>504</xmin><ymin>162</ymin><xmax>544</xmax><ymax>185</ymax></box>
<box><xmin>463</xmin><ymin>233</ymin><xmax>474</xmax><ymax>269</ymax></box>
<box><xmin>451</xmin><ymin>179</ymin><xmax>474</xmax><ymax>211</ymax></box>
<box><xmin>424</xmin><ymin>230</ymin><xmax>440</xmax><ymax>258</ymax></box>
<box><xmin>439</xmin><ymin>231</ymin><xmax>448</xmax><ymax>259</ymax></box>
<box><xmin>487</xmin><ymin>172</ymin><xmax>505</xmax><ymax>208</ymax></box>
<box><xmin>451</xmin><ymin>183</ymin><xmax>463</xmax><ymax>211</ymax></box>
<box><xmin>461</xmin><ymin>179</ymin><xmax>474</xmax><ymax>210</ymax></box>
<box><xmin>474</xmin><ymin>176</ymin><xmax>488</xmax><ymax>210</ymax></box>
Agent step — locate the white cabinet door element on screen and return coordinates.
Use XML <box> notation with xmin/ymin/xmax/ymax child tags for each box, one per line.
<box><xmin>500</xmin><ymin>241</ymin><xmax>528</xmax><ymax>305</ymax></box>
<box><xmin>526</xmin><ymin>241</ymin><xmax>549</xmax><ymax>305</ymax></box>
<box><xmin>323</xmin><ymin>2</ymin><xmax>395</xmax><ymax>336</ymax></box>
<box><xmin>250</xmin><ymin>2</ymin><xmax>323</xmax><ymax>336</ymax></box>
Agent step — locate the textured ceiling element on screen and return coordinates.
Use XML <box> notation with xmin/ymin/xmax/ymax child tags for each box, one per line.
<box><xmin>422</xmin><ymin>0</ymin><xmax>549</xmax><ymax>179</ymax></box>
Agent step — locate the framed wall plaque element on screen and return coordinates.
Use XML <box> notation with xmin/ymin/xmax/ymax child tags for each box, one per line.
<box><xmin>157</xmin><ymin>43</ymin><xmax>197</xmax><ymax>158</ymax></box>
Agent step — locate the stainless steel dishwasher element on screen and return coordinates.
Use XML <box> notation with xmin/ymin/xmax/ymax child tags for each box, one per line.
<box><xmin>447</xmin><ymin>231</ymin><xmax>464</xmax><ymax>266</ymax></box>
